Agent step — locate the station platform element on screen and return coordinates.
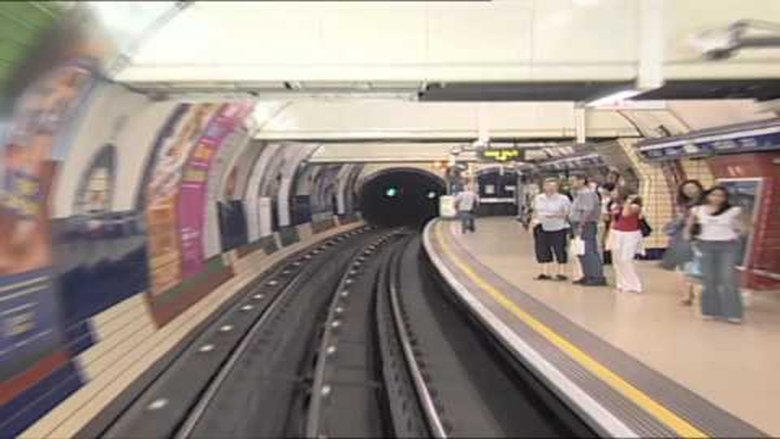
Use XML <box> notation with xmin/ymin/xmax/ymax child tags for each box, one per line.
<box><xmin>424</xmin><ymin>217</ymin><xmax>780</xmax><ymax>437</ymax></box>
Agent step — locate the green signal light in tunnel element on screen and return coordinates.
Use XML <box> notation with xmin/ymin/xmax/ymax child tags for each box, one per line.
<box><xmin>385</xmin><ymin>187</ymin><xmax>399</xmax><ymax>198</ymax></box>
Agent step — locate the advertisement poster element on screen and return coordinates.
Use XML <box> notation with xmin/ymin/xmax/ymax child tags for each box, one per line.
<box><xmin>719</xmin><ymin>178</ymin><xmax>762</xmax><ymax>268</ymax></box>
<box><xmin>0</xmin><ymin>57</ymin><xmax>98</xmax><ymax>389</ymax></box>
<box><xmin>145</xmin><ymin>103</ymin><xmax>220</xmax><ymax>296</ymax></box>
<box><xmin>1</xmin><ymin>59</ymin><xmax>96</xmax><ymax>276</ymax></box>
<box><xmin>177</xmin><ymin>103</ymin><xmax>253</xmax><ymax>277</ymax></box>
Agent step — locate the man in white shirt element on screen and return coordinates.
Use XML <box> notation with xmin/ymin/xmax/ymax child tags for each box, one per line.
<box><xmin>454</xmin><ymin>184</ymin><xmax>479</xmax><ymax>233</ymax></box>
<box><xmin>531</xmin><ymin>178</ymin><xmax>571</xmax><ymax>280</ymax></box>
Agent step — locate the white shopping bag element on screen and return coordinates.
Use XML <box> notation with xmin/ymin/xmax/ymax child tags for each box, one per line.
<box><xmin>569</xmin><ymin>237</ymin><xmax>586</xmax><ymax>256</ymax></box>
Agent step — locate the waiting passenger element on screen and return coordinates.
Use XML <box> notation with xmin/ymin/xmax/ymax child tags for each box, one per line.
<box><xmin>569</xmin><ymin>175</ymin><xmax>607</xmax><ymax>286</ymax></box>
<box><xmin>454</xmin><ymin>184</ymin><xmax>479</xmax><ymax>234</ymax></box>
<box><xmin>607</xmin><ymin>187</ymin><xmax>644</xmax><ymax>294</ymax></box>
<box><xmin>685</xmin><ymin>186</ymin><xmax>747</xmax><ymax>323</ymax></box>
<box><xmin>531</xmin><ymin>178</ymin><xmax>571</xmax><ymax>281</ymax></box>
<box><xmin>599</xmin><ymin>182</ymin><xmax>616</xmax><ymax>266</ymax></box>
<box><xmin>661</xmin><ymin>180</ymin><xmax>705</xmax><ymax>305</ymax></box>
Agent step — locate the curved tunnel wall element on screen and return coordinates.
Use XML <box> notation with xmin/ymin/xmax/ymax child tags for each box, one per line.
<box><xmin>358</xmin><ymin>168</ymin><xmax>446</xmax><ymax>227</ymax></box>
<box><xmin>294</xmin><ymin>163</ymin><xmax>343</xmax><ymax>232</ymax></box>
<box><xmin>0</xmin><ymin>76</ymin><xmax>363</xmax><ymax>437</ymax></box>
<box><xmin>245</xmin><ymin>143</ymin><xmax>282</xmax><ymax>239</ymax></box>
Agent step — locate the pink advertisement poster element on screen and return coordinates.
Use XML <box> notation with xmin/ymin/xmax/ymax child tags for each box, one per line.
<box><xmin>177</xmin><ymin>102</ymin><xmax>254</xmax><ymax>277</ymax></box>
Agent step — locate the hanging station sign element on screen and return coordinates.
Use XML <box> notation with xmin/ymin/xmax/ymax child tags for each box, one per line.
<box><xmin>478</xmin><ymin>146</ymin><xmax>526</xmax><ymax>163</ymax></box>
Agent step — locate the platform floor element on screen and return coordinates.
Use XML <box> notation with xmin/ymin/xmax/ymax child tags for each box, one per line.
<box><xmin>435</xmin><ymin>217</ymin><xmax>780</xmax><ymax>436</ymax></box>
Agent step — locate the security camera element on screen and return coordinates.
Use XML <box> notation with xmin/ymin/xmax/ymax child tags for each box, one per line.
<box><xmin>689</xmin><ymin>27</ymin><xmax>740</xmax><ymax>60</ymax></box>
<box><xmin>703</xmin><ymin>47</ymin><xmax>737</xmax><ymax>60</ymax></box>
<box><xmin>691</xmin><ymin>20</ymin><xmax>780</xmax><ymax>61</ymax></box>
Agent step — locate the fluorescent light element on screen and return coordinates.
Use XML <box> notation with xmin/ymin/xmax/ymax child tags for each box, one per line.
<box><xmin>573</xmin><ymin>0</ymin><xmax>601</xmax><ymax>6</ymax></box>
<box><xmin>170</xmin><ymin>91</ymin><xmax>418</xmax><ymax>102</ymax></box>
<box><xmin>87</xmin><ymin>2</ymin><xmax>177</xmax><ymax>45</ymax></box>
<box><xmin>256</xmin><ymin>91</ymin><xmax>418</xmax><ymax>101</ymax></box>
<box><xmin>585</xmin><ymin>89</ymin><xmax>642</xmax><ymax>107</ymax></box>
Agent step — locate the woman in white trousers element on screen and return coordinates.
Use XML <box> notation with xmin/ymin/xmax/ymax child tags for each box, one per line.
<box><xmin>607</xmin><ymin>188</ymin><xmax>644</xmax><ymax>294</ymax></box>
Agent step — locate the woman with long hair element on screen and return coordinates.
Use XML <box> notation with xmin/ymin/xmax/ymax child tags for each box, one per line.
<box><xmin>607</xmin><ymin>187</ymin><xmax>644</xmax><ymax>294</ymax></box>
<box><xmin>674</xmin><ymin>180</ymin><xmax>705</xmax><ymax>305</ymax></box>
<box><xmin>685</xmin><ymin>186</ymin><xmax>747</xmax><ymax>323</ymax></box>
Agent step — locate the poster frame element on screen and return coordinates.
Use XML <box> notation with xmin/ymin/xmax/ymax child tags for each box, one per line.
<box><xmin>717</xmin><ymin>177</ymin><xmax>764</xmax><ymax>270</ymax></box>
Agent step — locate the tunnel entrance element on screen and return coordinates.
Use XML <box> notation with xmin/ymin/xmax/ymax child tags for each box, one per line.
<box><xmin>359</xmin><ymin>169</ymin><xmax>445</xmax><ymax>227</ymax></box>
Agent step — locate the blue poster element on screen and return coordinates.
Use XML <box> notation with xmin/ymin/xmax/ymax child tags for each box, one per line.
<box><xmin>0</xmin><ymin>269</ymin><xmax>64</xmax><ymax>380</ymax></box>
<box><xmin>718</xmin><ymin>179</ymin><xmax>762</xmax><ymax>268</ymax></box>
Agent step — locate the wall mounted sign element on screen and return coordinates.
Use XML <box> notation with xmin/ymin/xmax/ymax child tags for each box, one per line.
<box><xmin>637</xmin><ymin>121</ymin><xmax>780</xmax><ymax>161</ymax></box>
<box><xmin>537</xmin><ymin>153</ymin><xmax>605</xmax><ymax>171</ymax></box>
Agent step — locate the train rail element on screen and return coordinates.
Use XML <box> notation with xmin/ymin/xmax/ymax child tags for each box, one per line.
<box><xmin>306</xmin><ymin>232</ymin><xmax>593</xmax><ymax>437</ymax></box>
<box><xmin>101</xmin><ymin>226</ymin><xmax>377</xmax><ymax>438</ymax></box>
<box><xmin>101</xmin><ymin>228</ymin><xmax>593</xmax><ymax>438</ymax></box>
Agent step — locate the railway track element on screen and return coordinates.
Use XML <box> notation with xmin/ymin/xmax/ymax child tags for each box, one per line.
<box><xmin>102</xmin><ymin>227</ymin><xmax>593</xmax><ymax>438</ymax></box>
<box><xmin>306</xmin><ymin>232</ymin><xmax>594</xmax><ymax>438</ymax></box>
<box><xmin>102</xmin><ymin>226</ymin><xmax>379</xmax><ymax>438</ymax></box>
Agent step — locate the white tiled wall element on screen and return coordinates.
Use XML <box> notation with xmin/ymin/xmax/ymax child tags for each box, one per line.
<box><xmin>679</xmin><ymin>158</ymin><xmax>716</xmax><ymax>188</ymax></box>
<box><xmin>618</xmin><ymin>139</ymin><xmax>674</xmax><ymax>249</ymax></box>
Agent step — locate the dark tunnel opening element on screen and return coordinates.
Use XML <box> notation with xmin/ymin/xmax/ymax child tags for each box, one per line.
<box><xmin>359</xmin><ymin>169</ymin><xmax>445</xmax><ymax>228</ymax></box>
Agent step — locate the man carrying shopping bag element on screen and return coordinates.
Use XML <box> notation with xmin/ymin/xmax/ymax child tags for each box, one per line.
<box><xmin>568</xmin><ymin>174</ymin><xmax>608</xmax><ymax>286</ymax></box>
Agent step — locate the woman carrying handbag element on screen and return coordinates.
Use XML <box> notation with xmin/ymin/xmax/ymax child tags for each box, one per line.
<box><xmin>606</xmin><ymin>187</ymin><xmax>645</xmax><ymax>294</ymax></box>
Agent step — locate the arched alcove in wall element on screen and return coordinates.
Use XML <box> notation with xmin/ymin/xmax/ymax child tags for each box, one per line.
<box><xmin>295</xmin><ymin>164</ymin><xmax>342</xmax><ymax>220</ymax></box>
<box><xmin>73</xmin><ymin>144</ymin><xmax>116</xmax><ymax>215</ymax></box>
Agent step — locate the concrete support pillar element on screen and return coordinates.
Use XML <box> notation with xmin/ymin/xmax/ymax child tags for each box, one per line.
<box><xmin>637</xmin><ymin>0</ymin><xmax>665</xmax><ymax>90</ymax></box>
<box><xmin>575</xmin><ymin>105</ymin><xmax>587</xmax><ymax>144</ymax></box>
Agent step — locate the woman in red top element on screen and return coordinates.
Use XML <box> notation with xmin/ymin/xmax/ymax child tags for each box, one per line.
<box><xmin>607</xmin><ymin>187</ymin><xmax>644</xmax><ymax>294</ymax></box>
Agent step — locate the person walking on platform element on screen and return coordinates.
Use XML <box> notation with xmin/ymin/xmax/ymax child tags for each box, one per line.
<box><xmin>607</xmin><ymin>187</ymin><xmax>644</xmax><ymax>294</ymax></box>
<box><xmin>454</xmin><ymin>184</ymin><xmax>479</xmax><ymax>234</ymax></box>
<box><xmin>569</xmin><ymin>174</ymin><xmax>607</xmax><ymax>286</ymax></box>
<box><xmin>531</xmin><ymin>178</ymin><xmax>571</xmax><ymax>281</ymax></box>
<box><xmin>685</xmin><ymin>186</ymin><xmax>747</xmax><ymax>324</ymax></box>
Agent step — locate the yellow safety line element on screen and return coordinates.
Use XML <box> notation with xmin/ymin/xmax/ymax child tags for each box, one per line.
<box><xmin>434</xmin><ymin>223</ymin><xmax>707</xmax><ymax>438</ymax></box>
